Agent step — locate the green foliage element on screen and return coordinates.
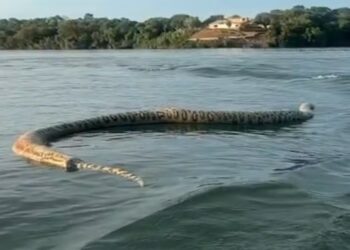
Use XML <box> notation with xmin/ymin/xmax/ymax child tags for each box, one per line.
<box><xmin>254</xmin><ymin>12</ymin><xmax>271</xmax><ymax>28</ymax></box>
<box><xmin>202</xmin><ymin>15</ymin><xmax>224</xmax><ymax>27</ymax></box>
<box><xmin>254</xmin><ymin>5</ymin><xmax>350</xmax><ymax>47</ymax></box>
<box><xmin>0</xmin><ymin>6</ymin><xmax>349</xmax><ymax>49</ymax></box>
<box><xmin>0</xmin><ymin>14</ymin><xmax>199</xmax><ymax>49</ymax></box>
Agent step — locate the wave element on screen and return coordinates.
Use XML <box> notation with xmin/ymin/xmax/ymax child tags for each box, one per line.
<box><xmin>312</xmin><ymin>74</ymin><xmax>339</xmax><ymax>80</ymax></box>
<box><xmin>121</xmin><ymin>64</ymin><xmax>347</xmax><ymax>83</ymax></box>
<box><xmin>83</xmin><ymin>182</ymin><xmax>350</xmax><ymax>250</ymax></box>
<box><xmin>126</xmin><ymin>64</ymin><xmax>195</xmax><ymax>72</ymax></box>
<box><xmin>187</xmin><ymin>66</ymin><xmax>300</xmax><ymax>80</ymax></box>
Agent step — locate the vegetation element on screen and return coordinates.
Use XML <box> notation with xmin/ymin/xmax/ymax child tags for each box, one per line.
<box><xmin>0</xmin><ymin>14</ymin><xmax>201</xmax><ymax>49</ymax></box>
<box><xmin>255</xmin><ymin>6</ymin><xmax>350</xmax><ymax>47</ymax></box>
<box><xmin>0</xmin><ymin>6</ymin><xmax>349</xmax><ymax>49</ymax></box>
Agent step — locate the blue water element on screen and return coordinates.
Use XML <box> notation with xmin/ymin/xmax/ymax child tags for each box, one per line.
<box><xmin>0</xmin><ymin>49</ymin><xmax>350</xmax><ymax>250</ymax></box>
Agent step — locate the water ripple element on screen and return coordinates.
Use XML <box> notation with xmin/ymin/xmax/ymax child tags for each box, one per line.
<box><xmin>1</xmin><ymin>49</ymin><xmax>350</xmax><ymax>250</ymax></box>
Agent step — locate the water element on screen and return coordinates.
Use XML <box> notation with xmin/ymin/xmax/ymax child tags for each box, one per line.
<box><xmin>0</xmin><ymin>49</ymin><xmax>349</xmax><ymax>250</ymax></box>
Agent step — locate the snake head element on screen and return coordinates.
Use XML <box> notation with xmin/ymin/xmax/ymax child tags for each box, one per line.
<box><xmin>299</xmin><ymin>103</ymin><xmax>315</xmax><ymax>113</ymax></box>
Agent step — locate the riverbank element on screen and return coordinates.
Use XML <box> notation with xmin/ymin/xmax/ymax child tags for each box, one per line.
<box><xmin>0</xmin><ymin>6</ymin><xmax>349</xmax><ymax>49</ymax></box>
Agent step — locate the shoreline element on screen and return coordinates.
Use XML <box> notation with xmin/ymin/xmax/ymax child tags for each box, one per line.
<box><xmin>1</xmin><ymin>6</ymin><xmax>349</xmax><ymax>50</ymax></box>
<box><xmin>1</xmin><ymin>46</ymin><xmax>350</xmax><ymax>51</ymax></box>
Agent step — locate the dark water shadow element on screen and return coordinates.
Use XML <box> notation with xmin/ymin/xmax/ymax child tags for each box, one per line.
<box><xmin>73</xmin><ymin>122</ymin><xmax>306</xmax><ymax>138</ymax></box>
<box><xmin>48</xmin><ymin>122</ymin><xmax>307</xmax><ymax>145</ymax></box>
<box><xmin>274</xmin><ymin>149</ymin><xmax>321</xmax><ymax>172</ymax></box>
<box><xmin>274</xmin><ymin>158</ymin><xmax>319</xmax><ymax>172</ymax></box>
<box><xmin>83</xmin><ymin>181</ymin><xmax>349</xmax><ymax>250</ymax></box>
<box><xmin>187</xmin><ymin>66</ymin><xmax>299</xmax><ymax>80</ymax></box>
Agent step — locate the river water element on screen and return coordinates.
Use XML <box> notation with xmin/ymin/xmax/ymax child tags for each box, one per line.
<box><xmin>0</xmin><ymin>49</ymin><xmax>349</xmax><ymax>250</ymax></box>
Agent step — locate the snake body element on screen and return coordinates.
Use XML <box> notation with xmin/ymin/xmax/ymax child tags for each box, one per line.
<box><xmin>12</xmin><ymin>103</ymin><xmax>315</xmax><ymax>187</ymax></box>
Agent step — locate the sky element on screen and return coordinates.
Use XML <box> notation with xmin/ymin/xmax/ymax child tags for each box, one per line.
<box><xmin>0</xmin><ymin>0</ymin><xmax>349</xmax><ymax>20</ymax></box>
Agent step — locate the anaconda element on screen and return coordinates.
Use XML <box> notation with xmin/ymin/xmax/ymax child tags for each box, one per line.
<box><xmin>12</xmin><ymin>103</ymin><xmax>315</xmax><ymax>187</ymax></box>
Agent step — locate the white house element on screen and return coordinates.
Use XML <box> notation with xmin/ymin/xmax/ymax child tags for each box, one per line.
<box><xmin>208</xmin><ymin>20</ymin><xmax>231</xmax><ymax>29</ymax></box>
<box><xmin>208</xmin><ymin>16</ymin><xmax>251</xmax><ymax>30</ymax></box>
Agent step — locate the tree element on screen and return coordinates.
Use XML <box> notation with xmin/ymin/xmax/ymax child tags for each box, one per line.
<box><xmin>84</xmin><ymin>13</ymin><xmax>94</xmax><ymax>21</ymax></box>
<box><xmin>254</xmin><ymin>12</ymin><xmax>272</xmax><ymax>28</ymax></box>
<box><xmin>183</xmin><ymin>16</ymin><xmax>201</xmax><ymax>29</ymax></box>
<box><xmin>202</xmin><ymin>15</ymin><xmax>224</xmax><ymax>27</ymax></box>
<box><xmin>169</xmin><ymin>14</ymin><xmax>191</xmax><ymax>30</ymax></box>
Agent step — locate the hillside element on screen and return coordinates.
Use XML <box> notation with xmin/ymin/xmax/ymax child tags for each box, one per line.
<box><xmin>189</xmin><ymin>29</ymin><xmax>268</xmax><ymax>48</ymax></box>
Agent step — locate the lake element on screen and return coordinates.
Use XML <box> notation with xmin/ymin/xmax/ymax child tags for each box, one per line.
<box><xmin>0</xmin><ymin>49</ymin><xmax>350</xmax><ymax>250</ymax></box>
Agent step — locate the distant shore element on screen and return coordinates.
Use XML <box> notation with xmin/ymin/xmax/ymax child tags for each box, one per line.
<box><xmin>1</xmin><ymin>6</ymin><xmax>349</xmax><ymax>50</ymax></box>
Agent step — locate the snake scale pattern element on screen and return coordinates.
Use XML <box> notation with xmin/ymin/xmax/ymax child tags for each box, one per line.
<box><xmin>12</xmin><ymin>103</ymin><xmax>315</xmax><ymax>187</ymax></box>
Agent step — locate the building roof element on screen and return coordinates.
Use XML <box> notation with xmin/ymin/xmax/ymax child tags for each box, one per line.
<box><xmin>210</xmin><ymin>20</ymin><xmax>228</xmax><ymax>25</ymax></box>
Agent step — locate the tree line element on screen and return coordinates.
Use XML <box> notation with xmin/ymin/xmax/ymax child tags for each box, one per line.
<box><xmin>256</xmin><ymin>6</ymin><xmax>350</xmax><ymax>47</ymax></box>
<box><xmin>0</xmin><ymin>6</ymin><xmax>349</xmax><ymax>49</ymax></box>
<box><xmin>0</xmin><ymin>14</ymin><xmax>202</xmax><ymax>49</ymax></box>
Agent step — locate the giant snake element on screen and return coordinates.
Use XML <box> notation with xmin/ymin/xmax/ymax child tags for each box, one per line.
<box><xmin>12</xmin><ymin>103</ymin><xmax>315</xmax><ymax>187</ymax></box>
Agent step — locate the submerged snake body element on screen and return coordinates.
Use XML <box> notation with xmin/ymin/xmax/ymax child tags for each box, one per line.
<box><xmin>13</xmin><ymin>103</ymin><xmax>315</xmax><ymax>187</ymax></box>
